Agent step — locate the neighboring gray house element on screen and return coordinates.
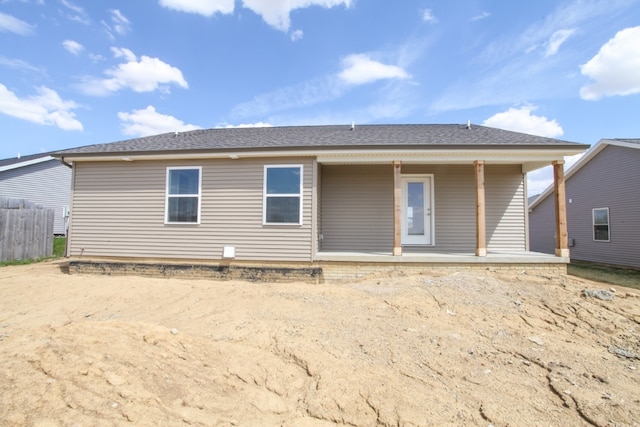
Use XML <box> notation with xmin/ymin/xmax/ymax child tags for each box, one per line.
<box><xmin>0</xmin><ymin>153</ymin><xmax>72</xmax><ymax>235</ymax></box>
<box><xmin>529</xmin><ymin>138</ymin><xmax>640</xmax><ymax>269</ymax></box>
<box><xmin>53</xmin><ymin>124</ymin><xmax>587</xmax><ymax>278</ymax></box>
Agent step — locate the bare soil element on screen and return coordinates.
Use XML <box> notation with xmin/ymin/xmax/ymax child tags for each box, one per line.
<box><xmin>1</xmin><ymin>261</ymin><xmax>639</xmax><ymax>426</ymax></box>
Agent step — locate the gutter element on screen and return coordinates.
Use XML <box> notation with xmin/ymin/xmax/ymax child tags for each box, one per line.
<box><xmin>60</xmin><ymin>157</ymin><xmax>73</xmax><ymax>169</ymax></box>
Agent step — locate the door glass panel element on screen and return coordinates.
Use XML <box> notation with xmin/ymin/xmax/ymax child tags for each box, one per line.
<box><xmin>407</xmin><ymin>182</ymin><xmax>424</xmax><ymax>236</ymax></box>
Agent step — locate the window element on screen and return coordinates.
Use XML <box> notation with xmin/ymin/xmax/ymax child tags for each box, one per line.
<box><xmin>593</xmin><ymin>207</ymin><xmax>609</xmax><ymax>242</ymax></box>
<box><xmin>166</xmin><ymin>167</ymin><xmax>201</xmax><ymax>224</ymax></box>
<box><xmin>263</xmin><ymin>165</ymin><xmax>303</xmax><ymax>225</ymax></box>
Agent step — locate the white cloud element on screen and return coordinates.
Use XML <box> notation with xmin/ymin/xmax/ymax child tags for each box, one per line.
<box><xmin>218</xmin><ymin>122</ymin><xmax>273</xmax><ymax>128</ymax></box>
<box><xmin>290</xmin><ymin>29</ymin><xmax>303</xmax><ymax>42</ymax></box>
<box><xmin>545</xmin><ymin>28</ymin><xmax>575</xmax><ymax>57</ymax></box>
<box><xmin>118</xmin><ymin>106</ymin><xmax>201</xmax><ymax>137</ymax></box>
<box><xmin>110</xmin><ymin>9</ymin><xmax>130</xmax><ymax>35</ymax></box>
<box><xmin>0</xmin><ymin>12</ymin><xmax>35</xmax><ymax>35</ymax></box>
<box><xmin>160</xmin><ymin>0</ymin><xmax>352</xmax><ymax>32</ymax></box>
<box><xmin>0</xmin><ymin>84</ymin><xmax>82</xmax><ymax>130</ymax></box>
<box><xmin>0</xmin><ymin>56</ymin><xmax>45</xmax><ymax>74</ymax></box>
<box><xmin>432</xmin><ymin>0</ymin><xmax>633</xmax><ymax>112</ymax></box>
<box><xmin>60</xmin><ymin>0</ymin><xmax>84</xmax><ymax>15</ymax></box>
<box><xmin>103</xmin><ymin>9</ymin><xmax>131</xmax><ymax>39</ymax></box>
<box><xmin>112</xmin><ymin>47</ymin><xmax>137</xmax><ymax>62</ymax></box>
<box><xmin>158</xmin><ymin>0</ymin><xmax>235</xmax><ymax>16</ymax></box>
<box><xmin>62</xmin><ymin>39</ymin><xmax>84</xmax><ymax>55</ymax></box>
<box><xmin>79</xmin><ymin>48</ymin><xmax>188</xmax><ymax>95</ymax></box>
<box><xmin>230</xmin><ymin>75</ymin><xmax>344</xmax><ymax>119</ymax></box>
<box><xmin>60</xmin><ymin>0</ymin><xmax>90</xmax><ymax>25</ymax></box>
<box><xmin>338</xmin><ymin>54</ymin><xmax>410</xmax><ymax>86</ymax></box>
<box><xmin>421</xmin><ymin>8</ymin><xmax>437</xmax><ymax>23</ymax></box>
<box><xmin>483</xmin><ymin>105</ymin><xmax>563</xmax><ymax>138</ymax></box>
<box><xmin>471</xmin><ymin>11</ymin><xmax>490</xmax><ymax>22</ymax></box>
<box><xmin>580</xmin><ymin>26</ymin><xmax>640</xmax><ymax>100</ymax></box>
<box><xmin>242</xmin><ymin>0</ymin><xmax>352</xmax><ymax>31</ymax></box>
<box><xmin>89</xmin><ymin>53</ymin><xmax>105</xmax><ymax>63</ymax></box>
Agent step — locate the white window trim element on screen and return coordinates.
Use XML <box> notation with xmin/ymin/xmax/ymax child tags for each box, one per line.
<box><xmin>592</xmin><ymin>207</ymin><xmax>610</xmax><ymax>242</ymax></box>
<box><xmin>263</xmin><ymin>164</ymin><xmax>303</xmax><ymax>225</ymax></box>
<box><xmin>165</xmin><ymin>166</ymin><xmax>202</xmax><ymax>225</ymax></box>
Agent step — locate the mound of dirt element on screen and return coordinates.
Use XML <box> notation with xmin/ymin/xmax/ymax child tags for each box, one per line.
<box><xmin>1</xmin><ymin>262</ymin><xmax>638</xmax><ymax>426</ymax></box>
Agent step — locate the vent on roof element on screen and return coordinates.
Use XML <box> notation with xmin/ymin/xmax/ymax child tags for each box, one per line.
<box><xmin>350</xmin><ymin>121</ymin><xmax>355</xmax><ymax>131</ymax></box>
<box><xmin>466</xmin><ymin>120</ymin><xmax>471</xmax><ymax>129</ymax></box>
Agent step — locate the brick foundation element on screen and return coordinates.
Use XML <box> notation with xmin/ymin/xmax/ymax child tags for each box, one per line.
<box><xmin>66</xmin><ymin>258</ymin><xmax>567</xmax><ymax>283</ymax></box>
<box><xmin>319</xmin><ymin>262</ymin><xmax>567</xmax><ymax>282</ymax></box>
<box><xmin>68</xmin><ymin>260</ymin><xmax>323</xmax><ymax>284</ymax></box>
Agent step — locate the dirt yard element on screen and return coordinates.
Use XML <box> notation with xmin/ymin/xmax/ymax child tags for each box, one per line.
<box><xmin>1</xmin><ymin>262</ymin><xmax>639</xmax><ymax>426</ymax></box>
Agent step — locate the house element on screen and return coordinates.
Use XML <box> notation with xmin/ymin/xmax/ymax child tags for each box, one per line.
<box><xmin>52</xmin><ymin>124</ymin><xmax>588</xmax><ymax>281</ymax></box>
<box><xmin>529</xmin><ymin>138</ymin><xmax>640</xmax><ymax>270</ymax></box>
<box><xmin>0</xmin><ymin>153</ymin><xmax>72</xmax><ymax>235</ymax></box>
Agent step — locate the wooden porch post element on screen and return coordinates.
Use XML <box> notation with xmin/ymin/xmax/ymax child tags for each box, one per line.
<box><xmin>393</xmin><ymin>161</ymin><xmax>402</xmax><ymax>256</ymax></box>
<box><xmin>474</xmin><ymin>161</ymin><xmax>487</xmax><ymax>257</ymax></box>
<box><xmin>553</xmin><ymin>160</ymin><xmax>570</xmax><ymax>257</ymax></box>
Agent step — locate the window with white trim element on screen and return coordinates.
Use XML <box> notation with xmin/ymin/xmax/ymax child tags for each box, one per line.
<box><xmin>263</xmin><ymin>165</ymin><xmax>303</xmax><ymax>225</ymax></box>
<box><xmin>593</xmin><ymin>207</ymin><xmax>609</xmax><ymax>242</ymax></box>
<box><xmin>165</xmin><ymin>167</ymin><xmax>201</xmax><ymax>224</ymax></box>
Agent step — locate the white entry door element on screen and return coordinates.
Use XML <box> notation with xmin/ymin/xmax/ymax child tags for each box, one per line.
<box><xmin>401</xmin><ymin>176</ymin><xmax>433</xmax><ymax>245</ymax></box>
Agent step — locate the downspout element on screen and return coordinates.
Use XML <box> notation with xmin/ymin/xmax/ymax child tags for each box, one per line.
<box><xmin>61</xmin><ymin>157</ymin><xmax>74</xmax><ymax>257</ymax></box>
<box><xmin>60</xmin><ymin>157</ymin><xmax>72</xmax><ymax>169</ymax></box>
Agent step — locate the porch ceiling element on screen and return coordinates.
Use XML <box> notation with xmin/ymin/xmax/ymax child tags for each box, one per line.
<box><xmin>315</xmin><ymin>148</ymin><xmax>584</xmax><ymax>172</ymax></box>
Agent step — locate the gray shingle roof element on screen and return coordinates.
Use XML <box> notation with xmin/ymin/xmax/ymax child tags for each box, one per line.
<box><xmin>611</xmin><ymin>138</ymin><xmax>640</xmax><ymax>145</ymax></box>
<box><xmin>53</xmin><ymin>124</ymin><xmax>587</xmax><ymax>157</ymax></box>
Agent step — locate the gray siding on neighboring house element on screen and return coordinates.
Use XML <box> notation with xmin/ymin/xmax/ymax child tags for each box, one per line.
<box><xmin>566</xmin><ymin>145</ymin><xmax>640</xmax><ymax>268</ymax></box>
<box><xmin>0</xmin><ymin>159</ymin><xmax>71</xmax><ymax>235</ymax></box>
<box><xmin>320</xmin><ymin>164</ymin><xmax>526</xmax><ymax>253</ymax></box>
<box><xmin>69</xmin><ymin>158</ymin><xmax>314</xmax><ymax>261</ymax></box>
<box><xmin>529</xmin><ymin>192</ymin><xmax>556</xmax><ymax>254</ymax></box>
<box><xmin>529</xmin><ymin>144</ymin><xmax>640</xmax><ymax>269</ymax></box>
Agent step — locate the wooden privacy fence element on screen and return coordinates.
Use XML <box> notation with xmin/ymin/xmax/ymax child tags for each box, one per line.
<box><xmin>0</xmin><ymin>197</ymin><xmax>54</xmax><ymax>262</ymax></box>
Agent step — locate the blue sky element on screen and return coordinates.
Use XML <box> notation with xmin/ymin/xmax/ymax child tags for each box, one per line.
<box><xmin>1</xmin><ymin>0</ymin><xmax>639</xmax><ymax>195</ymax></box>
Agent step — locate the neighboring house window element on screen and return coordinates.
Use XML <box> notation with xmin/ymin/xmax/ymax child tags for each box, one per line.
<box><xmin>166</xmin><ymin>167</ymin><xmax>201</xmax><ymax>224</ymax></box>
<box><xmin>593</xmin><ymin>207</ymin><xmax>610</xmax><ymax>242</ymax></box>
<box><xmin>263</xmin><ymin>165</ymin><xmax>303</xmax><ymax>225</ymax></box>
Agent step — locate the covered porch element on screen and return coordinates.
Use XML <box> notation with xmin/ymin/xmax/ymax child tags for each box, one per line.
<box><xmin>313</xmin><ymin>151</ymin><xmax>571</xmax><ymax>262</ymax></box>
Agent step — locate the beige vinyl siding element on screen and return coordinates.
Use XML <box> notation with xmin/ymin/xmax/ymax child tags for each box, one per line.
<box><xmin>485</xmin><ymin>165</ymin><xmax>527</xmax><ymax>251</ymax></box>
<box><xmin>320</xmin><ymin>164</ymin><xmax>526</xmax><ymax>253</ymax></box>
<box><xmin>320</xmin><ymin>164</ymin><xmax>477</xmax><ymax>253</ymax></box>
<box><xmin>403</xmin><ymin>165</ymin><xmax>476</xmax><ymax>252</ymax></box>
<box><xmin>320</xmin><ymin>165</ymin><xmax>394</xmax><ymax>251</ymax></box>
<box><xmin>69</xmin><ymin>158</ymin><xmax>314</xmax><ymax>261</ymax></box>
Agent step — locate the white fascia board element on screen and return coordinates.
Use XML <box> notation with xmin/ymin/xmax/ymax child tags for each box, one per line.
<box><xmin>0</xmin><ymin>156</ymin><xmax>55</xmax><ymax>172</ymax></box>
<box><xmin>59</xmin><ymin>147</ymin><xmax>587</xmax><ymax>165</ymax></box>
<box><xmin>599</xmin><ymin>138</ymin><xmax>640</xmax><ymax>150</ymax></box>
<box><xmin>316</xmin><ymin>148</ymin><xmax>586</xmax><ymax>165</ymax></box>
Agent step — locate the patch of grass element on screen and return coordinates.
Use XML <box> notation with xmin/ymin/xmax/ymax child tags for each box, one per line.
<box><xmin>53</xmin><ymin>237</ymin><xmax>66</xmax><ymax>257</ymax></box>
<box><xmin>0</xmin><ymin>237</ymin><xmax>67</xmax><ymax>267</ymax></box>
<box><xmin>568</xmin><ymin>262</ymin><xmax>640</xmax><ymax>290</ymax></box>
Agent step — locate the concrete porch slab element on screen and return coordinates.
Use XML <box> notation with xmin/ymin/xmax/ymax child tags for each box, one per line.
<box><xmin>315</xmin><ymin>251</ymin><xmax>568</xmax><ymax>264</ymax></box>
